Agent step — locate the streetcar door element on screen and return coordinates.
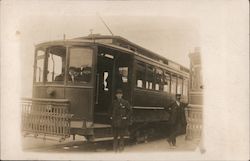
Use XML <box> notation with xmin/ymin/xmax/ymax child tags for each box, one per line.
<box><xmin>95</xmin><ymin>53</ymin><xmax>115</xmax><ymax>122</ymax></box>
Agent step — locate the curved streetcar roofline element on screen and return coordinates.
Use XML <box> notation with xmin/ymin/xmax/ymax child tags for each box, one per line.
<box><xmin>35</xmin><ymin>34</ymin><xmax>189</xmax><ymax>77</ymax></box>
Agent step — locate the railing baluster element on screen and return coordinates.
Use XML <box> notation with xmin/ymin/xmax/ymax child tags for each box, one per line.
<box><xmin>49</xmin><ymin>104</ymin><xmax>51</xmax><ymax>135</ymax></box>
<box><xmin>56</xmin><ymin>106</ymin><xmax>58</xmax><ymax>135</ymax></box>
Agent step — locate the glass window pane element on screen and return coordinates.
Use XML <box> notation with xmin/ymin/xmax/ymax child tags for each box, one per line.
<box><xmin>183</xmin><ymin>79</ymin><xmax>188</xmax><ymax>96</ymax></box>
<box><xmin>46</xmin><ymin>46</ymin><xmax>66</xmax><ymax>83</ymax></box>
<box><xmin>155</xmin><ymin>68</ymin><xmax>163</xmax><ymax>91</ymax></box>
<box><xmin>146</xmin><ymin>65</ymin><xmax>154</xmax><ymax>89</ymax></box>
<box><xmin>35</xmin><ymin>50</ymin><xmax>45</xmax><ymax>83</ymax></box>
<box><xmin>136</xmin><ymin>62</ymin><xmax>145</xmax><ymax>88</ymax></box>
<box><xmin>155</xmin><ymin>84</ymin><xmax>159</xmax><ymax>90</ymax></box>
<box><xmin>137</xmin><ymin>80</ymin><xmax>143</xmax><ymax>88</ymax></box>
<box><xmin>177</xmin><ymin>78</ymin><xmax>183</xmax><ymax>94</ymax></box>
<box><xmin>69</xmin><ymin>47</ymin><xmax>93</xmax><ymax>83</ymax></box>
<box><xmin>104</xmin><ymin>71</ymin><xmax>109</xmax><ymax>91</ymax></box>
<box><xmin>163</xmin><ymin>72</ymin><xmax>170</xmax><ymax>92</ymax></box>
<box><xmin>171</xmin><ymin>76</ymin><xmax>177</xmax><ymax>94</ymax></box>
<box><xmin>119</xmin><ymin>67</ymin><xmax>128</xmax><ymax>83</ymax></box>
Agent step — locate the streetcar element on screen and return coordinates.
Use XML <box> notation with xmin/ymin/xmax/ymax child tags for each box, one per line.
<box><xmin>21</xmin><ymin>34</ymin><xmax>189</xmax><ymax>142</ymax></box>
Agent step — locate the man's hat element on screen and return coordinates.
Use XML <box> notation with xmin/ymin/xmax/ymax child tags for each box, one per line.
<box><xmin>176</xmin><ymin>94</ymin><xmax>181</xmax><ymax>98</ymax></box>
<box><xmin>116</xmin><ymin>89</ymin><xmax>123</xmax><ymax>94</ymax></box>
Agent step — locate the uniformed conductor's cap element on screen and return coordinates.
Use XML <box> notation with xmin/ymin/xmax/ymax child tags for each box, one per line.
<box><xmin>116</xmin><ymin>89</ymin><xmax>123</xmax><ymax>94</ymax></box>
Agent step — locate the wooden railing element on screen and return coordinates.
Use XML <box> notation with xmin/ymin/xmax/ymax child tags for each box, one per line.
<box><xmin>21</xmin><ymin>98</ymin><xmax>72</xmax><ymax>139</ymax></box>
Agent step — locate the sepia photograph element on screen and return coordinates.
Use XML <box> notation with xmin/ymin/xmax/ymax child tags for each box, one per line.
<box><xmin>1</xmin><ymin>0</ymin><xmax>249</xmax><ymax>160</ymax></box>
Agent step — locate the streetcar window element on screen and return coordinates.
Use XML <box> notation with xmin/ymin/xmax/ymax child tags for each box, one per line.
<box><xmin>69</xmin><ymin>47</ymin><xmax>93</xmax><ymax>83</ymax></box>
<box><xmin>177</xmin><ymin>77</ymin><xmax>183</xmax><ymax>94</ymax></box>
<box><xmin>35</xmin><ymin>50</ymin><xmax>45</xmax><ymax>83</ymax></box>
<box><xmin>104</xmin><ymin>53</ymin><xmax>114</xmax><ymax>59</ymax></box>
<box><xmin>104</xmin><ymin>71</ymin><xmax>109</xmax><ymax>91</ymax></box>
<box><xmin>119</xmin><ymin>67</ymin><xmax>128</xmax><ymax>83</ymax></box>
<box><xmin>46</xmin><ymin>46</ymin><xmax>66</xmax><ymax>83</ymax></box>
<box><xmin>136</xmin><ymin>62</ymin><xmax>146</xmax><ymax>88</ymax></box>
<box><xmin>163</xmin><ymin>72</ymin><xmax>170</xmax><ymax>92</ymax></box>
<box><xmin>146</xmin><ymin>65</ymin><xmax>154</xmax><ymax>90</ymax></box>
<box><xmin>137</xmin><ymin>80</ymin><xmax>143</xmax><ymax>88</ymax></box>
<box><xmin>183</xmin><ymin>79</ymin><xmax>188</xmax><ymax>96</ymax></box>
<box><xmin>171</xmin><ymin>75</ymin><xmax>177</xmax><ymax>94</ymax></box>
<box><xmin>155</xmin><ymin>68</ymin><xmax>163</xmax><ymax>91</ymax></box>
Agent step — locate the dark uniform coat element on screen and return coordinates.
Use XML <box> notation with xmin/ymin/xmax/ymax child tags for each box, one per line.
<box><xmin>111</xmin><ymin>98</ymin><xmax>131</xmax><ymax>128</ymax></box>
<box><xmin>169</xmin><ymin>101</ymin><xmax>187</xmax><ymax>134</ymax></box>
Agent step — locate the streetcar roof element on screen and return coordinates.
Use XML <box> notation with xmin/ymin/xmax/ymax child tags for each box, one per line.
<box><xmin>35</xmin><ymin>34</ymin><xmax>189</xmax><ymax>74</ymax></box>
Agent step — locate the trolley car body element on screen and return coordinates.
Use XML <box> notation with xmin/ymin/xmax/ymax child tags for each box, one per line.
<box><xmin>21</xmin><ymin>35</ymin><xmax>189</xmax><ymax>141</ymax></box>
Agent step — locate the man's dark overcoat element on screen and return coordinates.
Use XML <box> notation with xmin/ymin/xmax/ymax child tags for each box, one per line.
<box><xmin>112</xmin><ymin>98</ymin><xmax>131</xmax><ymax>128</ymax></box>
<box><xmin>169</xmin><ymin>101</ymin><xmax>187</xmax><ymax>134</ymax></box>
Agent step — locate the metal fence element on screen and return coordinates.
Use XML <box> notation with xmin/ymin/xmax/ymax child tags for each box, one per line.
<box><xmin>21</xmin><ymin>98</ymin><xmax>71</xmax><ymax>139</ymax></box>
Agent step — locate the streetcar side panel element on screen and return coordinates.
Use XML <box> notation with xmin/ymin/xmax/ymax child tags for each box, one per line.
<box><xmin>130</xmin><ymin>56</ymin><xmax>188</xmax><ymax>124</ymax></box>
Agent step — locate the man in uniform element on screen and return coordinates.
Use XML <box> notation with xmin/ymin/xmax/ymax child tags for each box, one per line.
<box><xmin>111</xmin><ymin>89</ymin><xmax>131</xmax><ymax>152</ymax></box>
<box><xmin>167</xmin><ymin>94</ymin><xmax>187</xmax><ymax>148</ymax></box>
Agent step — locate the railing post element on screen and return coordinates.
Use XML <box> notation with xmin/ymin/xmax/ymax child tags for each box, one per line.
<box><xmin>186</xmin><ymin>47</ymin><xmax>203</xmax><ymax>140</ymax></box>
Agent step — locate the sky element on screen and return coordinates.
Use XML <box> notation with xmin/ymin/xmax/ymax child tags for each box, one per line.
<box><xmin>13</xmin><ymin>1</ymin><xmax>201</xmax><ymax>97</ymax></box>
<box><xmin>1</xmin><ymin>0</ymin><xmax>249</xmax><ymax>159</ymax></box>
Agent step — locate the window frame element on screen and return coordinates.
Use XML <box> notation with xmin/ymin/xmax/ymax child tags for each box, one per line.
<box><xmin>34</xmin><ymin>47</ymin><xmax>46</xmax><ymax>84</ymax></box>
<box><xmin>66</xmin><ymin>46</ymin><xmax>94</xmax><ymax>86</ymax></box>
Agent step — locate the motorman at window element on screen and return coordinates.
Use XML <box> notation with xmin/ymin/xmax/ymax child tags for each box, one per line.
<box><xmin>78</xmin><ymin>65</ymin><xmax>92</xmax><ymax>82</ymax></box>
<box><xmin>110</xmin><ymin>89</ymin><xmax>132</xmax><ymax>152</ymax></box>
<box><xmin>167</xmin><ymin>94</ymin><xmax>187</xmax><ymax>148</ymax></box>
